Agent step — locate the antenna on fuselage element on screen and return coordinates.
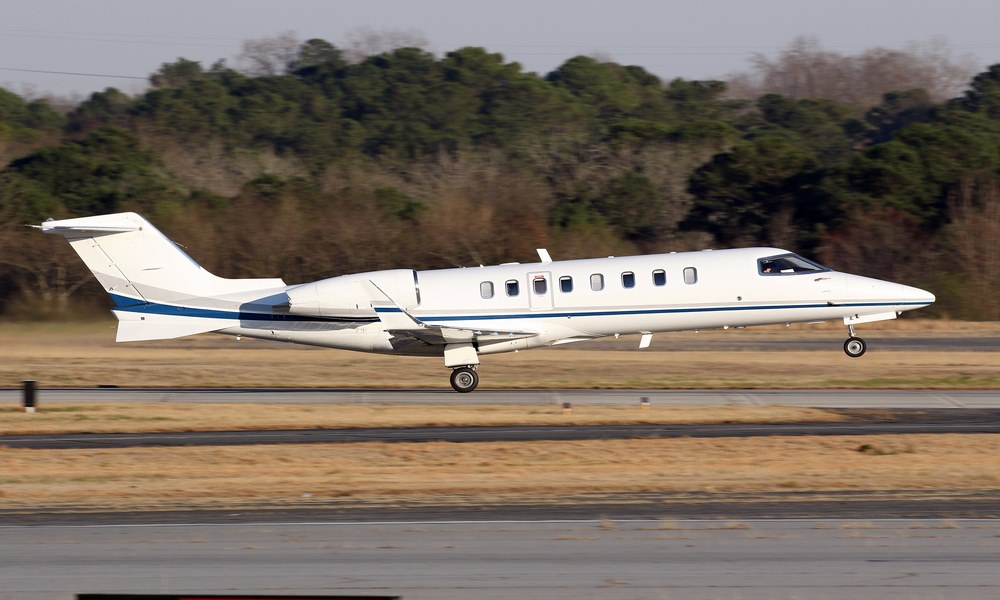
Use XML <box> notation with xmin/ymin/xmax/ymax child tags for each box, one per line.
<box><xmin>536</xmin><ymin>249</ymin><xmax>552</xmax><ymax>263</ymax></box>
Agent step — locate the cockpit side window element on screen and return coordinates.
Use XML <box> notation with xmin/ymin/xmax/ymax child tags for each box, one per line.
<box><xmin>759</xmin><ymin>254</ymin><xmax>829</xmax><ymax>275</ymax></box>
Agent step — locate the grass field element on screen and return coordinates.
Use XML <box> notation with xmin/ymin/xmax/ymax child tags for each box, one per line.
<box><xmin>2</xmin><ymin>435</ymin><xmax>998</xmax><ymax>513</ymax></box>
<box><xmin>2</xmin><ymin>320</ymin><xmax>1000</xmax><ymax>389</ymax></box>
<box><xmin>1</xmin><ymin>319</ymin><xmax>998</xmax><ymax>514</ymax></box>
<box><xmin>0</xmin><ymin>403</ymin><xmax>846</xmax><ymax>435</ymax></box>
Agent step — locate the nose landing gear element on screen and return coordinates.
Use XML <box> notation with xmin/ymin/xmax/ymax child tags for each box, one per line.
<box><xmin>843</xmin><ymin>323</ymin><xmax>867</xmax><ymax>358</ymax></box>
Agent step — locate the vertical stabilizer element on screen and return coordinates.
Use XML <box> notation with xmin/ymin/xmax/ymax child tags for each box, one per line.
<box><xmin>40</xmin><ymin>212</ymin><xmax>286</xmax><ymax>340</ymax></box>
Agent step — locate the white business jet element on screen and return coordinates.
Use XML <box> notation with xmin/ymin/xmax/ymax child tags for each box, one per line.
<box><xmin>40</xmin><ymin>212</ymin><xmax>935</xmax><ymax>392</ymax></box>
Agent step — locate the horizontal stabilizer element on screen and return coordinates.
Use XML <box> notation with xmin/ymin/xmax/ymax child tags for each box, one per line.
<box><xmin>40</xmin><ymin>217</ymin><xmax>141</xmax><ymax>235</ymax></box>
<box><xmin>113</xmin><ymin>310</ymin><xmax>233</xmax><ymax>342</ymax></box>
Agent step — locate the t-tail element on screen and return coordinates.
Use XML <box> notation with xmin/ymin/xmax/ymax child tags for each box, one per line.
<box><xmin>39</xmin><ymin>212</ymin><xmax>286</xmax><ymax>342</ymax></box>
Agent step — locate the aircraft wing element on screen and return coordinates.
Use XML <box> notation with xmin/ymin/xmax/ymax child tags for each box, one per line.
<box><xmin>368</xmin><ymin>280</ymin><xmax>538</xmax><ymax>346</ymax></box>
<box><xmin>385</xmin><ymin>325</ymin><xmax>539</xmax><ymax>346</ymax></box>
<box><xmin>373</xmin><ymin>304</ymin><xmax>538</xmax><ymax>345</ymax></box>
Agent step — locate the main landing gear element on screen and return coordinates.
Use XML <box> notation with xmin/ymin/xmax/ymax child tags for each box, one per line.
<box><xmin>843</xmin><ymin>324</ymin><xmax>867</xmax><ymax>358</ymax></box>
<box><xmin>450</xmin><ymin>366</ymin><xmax>479</xmax><ymax>393</ymax></box>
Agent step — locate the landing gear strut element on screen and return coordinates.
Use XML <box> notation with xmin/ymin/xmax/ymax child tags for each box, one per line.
<box><xmin>450</xmin><ymin>366</ymin><xmax>479</xmax><ymax>393</ymax></box>
<box><xmin>843</xmin><ymin>324</ymin><xmax>867</xmax><ymax>358</ymax></box>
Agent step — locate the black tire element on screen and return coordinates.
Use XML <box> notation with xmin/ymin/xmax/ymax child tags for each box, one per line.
<box><xmin>450</xmin><ymin>367</ymin><xmax>479</xmax><ymax>393</ymax></box>
<box><xmin>844</xmin><ymin>336</ymin><xmax>867</xmax><ymax>358</ymax></box>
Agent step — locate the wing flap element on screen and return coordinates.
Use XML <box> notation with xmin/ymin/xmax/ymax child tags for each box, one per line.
<box><xmin>386</xmin><ymin>326</ymin><xmax>538</xmax><ymax>346</ymax></box>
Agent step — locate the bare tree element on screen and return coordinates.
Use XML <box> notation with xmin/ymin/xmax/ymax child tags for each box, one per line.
<box><xmin>342</xmin><ymin>27</ymin><xmax>429</xmax><ymax>63</ymax></box>
<box><xmin>236</xmin><ymin>31</ymin><xmax>301</xmax><ymax>76</ymax></box>
<box><xmin>727</xmin><ymin>36</ymin><xmax>977</xmax><ymax>110</ymax></box>
<box><xmin>902</xmin><ymin>37</ymin><xmax>979</xmax><ymax>101</ymax></box>
<box><xmin>818</xmin><ymin>206</ymin><xmax>927</xmax><ymax>285</ymax></box>
<box><xmin>941</xmin><ymin>176</ymin><xmax>1000</xmax><ymax>319</ymax></box>
<box><xmin>0</xmin><ymin>207</ymin><xmax>100</xmax><ymax>317</ymax></box>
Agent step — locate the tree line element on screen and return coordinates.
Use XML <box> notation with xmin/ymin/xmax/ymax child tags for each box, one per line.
<box><xmin>0</xmin><ymin>38</ymin><xmax>998</xmax><ymax>320</ymax></box>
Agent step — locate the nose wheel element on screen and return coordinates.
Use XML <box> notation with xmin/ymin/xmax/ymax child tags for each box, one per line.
<box><xmin>450</xmin><ymin>366</ymin><xmax>479</xmax><ymax>393</ymax></box>
<box><xmin>843</xmin><ymin>324</ymin><xmax>867</xmax><ymax>357</ymax></box>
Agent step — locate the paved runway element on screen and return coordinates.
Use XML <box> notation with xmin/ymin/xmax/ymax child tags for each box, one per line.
<box><xmin>3</xmin><ymin>387</ymin><xmax>1000</xmax><ymax>408</ymax></box>
<box><xmin>5</xmin><ymin>410</ymin><xmax>1000</xmax><ymax>449</ymax></box>
<box><xmin>3</xmin><ymin>518</ymin><xmax>999</xmax><ymax>600</ymax></box>
<box><xmin>4</xmin><ymin>386</ymin><xmax>999</xmax><ymax>598</ymax></box>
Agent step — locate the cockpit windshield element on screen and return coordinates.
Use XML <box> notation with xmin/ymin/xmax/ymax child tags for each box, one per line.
<box><xmin>758</xmin><ymin>254</ymin><xmax>829</xmax><ymax>275</ymax></box>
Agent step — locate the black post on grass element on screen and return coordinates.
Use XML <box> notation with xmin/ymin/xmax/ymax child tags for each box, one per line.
<box><xmin>23</xmin><ymin>380</ymin><xmax>37</xmax><ymax>413</ymax></box>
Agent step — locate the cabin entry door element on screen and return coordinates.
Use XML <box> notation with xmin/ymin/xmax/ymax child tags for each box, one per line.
<box><xmin>527</xmin><ymin>271</ymin><xmax>553</xmax><ymax>310</ymax></box>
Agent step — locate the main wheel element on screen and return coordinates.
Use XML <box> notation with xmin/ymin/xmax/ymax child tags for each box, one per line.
<box><xmin>844</xmin><ymin>336</ymin><xmax>867</xmax><ymax>358</ymax></box>
<box><xmin>450</xmin><ymin>367</ymin><xmax>479</xmax><ymax>393</ymax></box>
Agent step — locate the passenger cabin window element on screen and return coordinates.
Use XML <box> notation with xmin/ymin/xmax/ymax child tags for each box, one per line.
<box><xmin>480</xmin><ymin>281</ymin><xmax>494</xmax><ymax>299</ymax></box>
<box><xmin>505</xmin><ymin>279</ymin><xmax>520</xmax><ymax>296</ymax></box>
<box><xmin>559</xmin><ymin>276</ymin><xmax>573</xmax><ymax>293</ymax></box>
<box><xmin>683</xmin><ymin>267</ymin><xmax>698</xmax><ymax>285</ymax></box>
<box><xmin>622</xmin><ymin>271</ymin><xmax>636</xmax><ymax>289</ymax></box>
<box><xmin>758</xmin><ymin>254</ymin><xmax>829</xmax><ymax>275</ymax></box>
<box><xmin>533</xmin><ymin>276</ymin><xmax>548</xmax><ymax>295</ymax></box>
<box><xmin>590</xmin><ymin>273</ymin><xmax>604</xmax><ymax>291</ymax></box>
<box><xmin>652</xmin><ymin>269</ymin><xmax>666</xmax><ymax>286</ymax></box>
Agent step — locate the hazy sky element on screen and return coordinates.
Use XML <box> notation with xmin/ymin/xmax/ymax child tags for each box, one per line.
<box><xmin>3</xmin><ymin>0</ymin><xmax>1000</xmax><ymax>99</ymax></box>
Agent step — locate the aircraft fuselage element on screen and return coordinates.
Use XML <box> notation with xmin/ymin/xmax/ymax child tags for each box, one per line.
<box><xmin>221</xmin><ymin>247</ymin><xmax>932</xmax><ymax>356</ymax></box>
<box><xmin>40</xmin><ymin>212</ymin><xmax>935</xmax><ymax>392</ymax></box>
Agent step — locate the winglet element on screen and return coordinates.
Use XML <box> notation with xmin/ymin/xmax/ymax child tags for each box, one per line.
<box><xmin>373</xmin><ymin>303</ymin><xmax>425</xmax><ymax>329</ymax></box>
<box><xmin>368</xmin><ymin>280</ymin><xmax>425</xmax><ymax>329</ymax></box>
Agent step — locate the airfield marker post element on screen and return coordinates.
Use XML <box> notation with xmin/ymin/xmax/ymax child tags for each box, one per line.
<box><xmin>23</xmin><ymin>380</ymin><xmax>37</xmax><ymax>414</ymax></box>
<box><xmin>640</xmin><ymin>397</ymin><xmax>650</xmax><ymax>410</ymax></box>
<box><xmin>562</xmin><ymin>401</ymin><xmax>572</xmax><ymax>415</ymax></box>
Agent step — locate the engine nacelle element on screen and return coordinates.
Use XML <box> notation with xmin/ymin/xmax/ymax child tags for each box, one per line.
<box><xmin>282</xmin><ymin>269</ymin><xmax>419</xmax><ymax>318</ymax></box>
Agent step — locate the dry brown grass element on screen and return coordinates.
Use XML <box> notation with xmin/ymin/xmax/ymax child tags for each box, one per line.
<box><xmin>0</xmin><ymin>402</ymin><xmax>846</xmax><ymax>435</ymax></box>
<box><xmin>2</xmin><ymin>320</ymin><xmax>999</xmax><ymax>389</ymax></box>
<box><xmin>2</xmin><ymin>321</ymin><xmax>996</xmax><ymax>514</ymax></box>
<box><xmin>1</xmin><ymin>434</ymin><xmax>998</xmax><ymax>512</ymax></box>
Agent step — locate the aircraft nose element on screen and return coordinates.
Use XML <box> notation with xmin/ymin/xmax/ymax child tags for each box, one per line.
<box><xmin>846</xmin><ymin>276</ymin><xmax>935</xmax><ymax>307</ymax></box>
<box><xmin>894</xmin><ymin>282</ymin><xmax>935</xmax><ymax>306</ymax></box>
<box><xmin>896</xmin><ymin>283</ymin><xmax>935</xmax><ymax>308</ymax></box>
<box><xmin>912</xmin><ymin>286</ymin><xmax>936</xmax><ymax>306</ymax></box>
